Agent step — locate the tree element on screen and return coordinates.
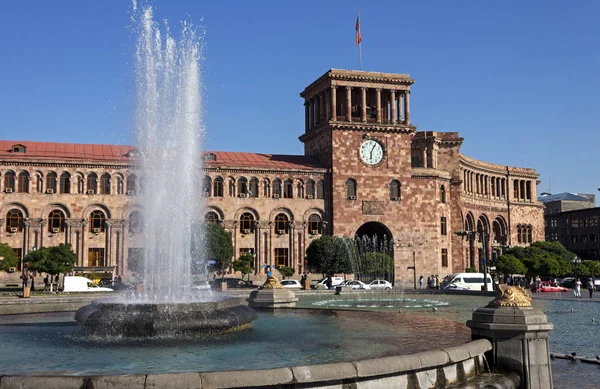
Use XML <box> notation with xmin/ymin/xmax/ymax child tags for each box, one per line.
<box><xmin>500</xmin><ymin>241</ymin><xmax>575</xmax><ymax>278</ymax></box>
<box><xmin>306</xmin><ymin>236</ymin><xmax>353</xmax><ymax>276</ymax></box>
<box><xmin>278</xmin><ymin>266</ymin><xmax>295</xmax><ymax>279</ymax></box>
<box><xmin>203</xmin><ymin>223</ymin><xmax>234</xmax><ymax>279</ymax></box>
<box><xmin>232</xmin><ymin>252</ymin><xmax>254</xmax><ymax>281</ymax></box>
<box><xmin>25</xmin><ymin>244</ymin><xmax>76</xmax><ymax>276</ymax></box>
<box><xmin>0</xmin><ymin>243</ymin><xmax>19</xmax><ymax>271</ymax></box>
<box><xmin>497</xmin><ymin>254</ymin><xmax>527</xmax><ymax>276</ymax></box>
<box><xmin>361</xmin><ymin>252</ymin><xmax>394</xmax><ymax>275</ymax></box>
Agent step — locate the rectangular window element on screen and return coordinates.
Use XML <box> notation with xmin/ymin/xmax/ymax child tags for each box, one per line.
<box><xmin>88</xmin><ymin>248</ymin><xmax>105</xmax><ymax>267</ymax></box>
<box><xmin>274</xmin><ymin>248</ymin><xmax>289</xmax><ymax>267</ymax></box>
<box><xmin>440</xmin><ymin>217</ymin><xmax>447</xmax><ymax>235</ymax></box>
<box><xmin>411</xmin><ymin>156</ymin><xmax>421</xmax><ymax>167</ymax></box>
<box><xmin>441</xmin><ymin>249</ymin><xmax>448</xmax><ymax>267</ymax></box>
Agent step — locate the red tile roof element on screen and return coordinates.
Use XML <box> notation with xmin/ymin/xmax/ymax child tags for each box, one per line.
<box><xmin>0</xmin><ymin>140</ymin><xmax>325</xmax><ymax>171</ymax></box>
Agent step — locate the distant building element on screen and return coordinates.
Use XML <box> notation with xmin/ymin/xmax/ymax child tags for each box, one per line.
<box><xmin>540</xmin><ymin>192</ymin><xmax>600</xmax><ymax>260</ymax></box>
<box><xmin>0</xmin><ymin>69</ymin><xmax>545</xmax><ymax>283</ymax></box>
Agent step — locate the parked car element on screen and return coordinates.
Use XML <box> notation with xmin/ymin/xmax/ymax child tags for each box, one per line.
<box><xmin>559</xmin><ymin>277</ymin><xmax>575</xmax><ymax>288</ymax></box>
<box><xmin>533</xmin><ymin>282</ymin><xmax>568</xmax><ymax>293</ymax></box>
<box><xmin>340</xmin><ymin>280</ymin><xmax>371</xmax><ymax>290</ymax></box>
<box><xmin>368</xmin><ymin>280</ymin><xmax>393</xmax><ymax>290</ymax></box>
<box><xmin>314</xmin><ymin>277</ymin><xmax>345</xmax><ymax>290</ymax></box>
<box><xmin>280</xmin><ymin>279</ymin><xmax>302</xmax><ymax>289</ymax></box>
<box><xmin>191</xmin><ymin>280</ymin><xmax>212</xmax><ymax>290</ymax></box>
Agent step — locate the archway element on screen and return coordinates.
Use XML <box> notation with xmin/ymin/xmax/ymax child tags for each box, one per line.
<box><xmin>354</xmin><ymin>222</ymin><xmax>394</xmax><ymax>283</ymax></box>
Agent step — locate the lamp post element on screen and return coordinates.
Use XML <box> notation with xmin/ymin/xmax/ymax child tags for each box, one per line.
<box><xmin>571</xmin><ymin>255</ymin><xmax>581</xmax><ymax>279</ymax></box>
<box><xmin>456</xmin><ymin>230</ymin><xmax>489</xmax><ymax>291</ymax></box>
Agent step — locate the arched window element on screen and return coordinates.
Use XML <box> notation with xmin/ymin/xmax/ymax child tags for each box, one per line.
<box><xmin>440</xmin><ymin>185</ymin><xmax>446</xmax><ymax>203</ymax></box>
<box><xmin>238</xmin><ymin>177</ymin><xmax>248</xmax><ymax>196</ymax></box>
<box><xmin>18</xmin><ymin>171</ymin><xmax>29</xmax><ymax>193</ymax></box>
<box><xmin>517</xmin><ymin>225</ymin><xmax>522</xmax><ymax>244</ymax></box>
<box><xmin>240</xmin><ymin>213</ymin><xmax>254</xmax><ymax>234</ymax></box>
<box><xmin>60</xmin><ymin>172</ymin><xmax>71</xmax><ymax>194</ymax></box>
<box><xmin>35</xmin><ymin>172</ymin><xmax>43</xmax><ymax>193</ymax></box>
<box><xmin>128</xmin><ymin>211</ymin><xmax>143</xmax><ymax>234</ymax></box>
<box><xmin>100</xmin><ymin>173</ymin><xmax>111</xmax><ymax>195</ymax></box>
<box><xmin>115</xmin><ymin>174</ymin><xmax>124</xmax><ymax>195</ymax></box>
<box><xmin>249</xmin><ymin>177</ymin><xmax>259</xmax><ymax>198</ymax></box>
<box><xmin>138</xmin><ymin>176</ymin><xmax>145</xmax><ymax>195</ymax></box>
<box><xmin>308</xmin><ymin>214</ymin><xmax>321</xmax><ymax>235</ymax></box>
<box><xmin>202</xmin><ymin>176</ymin><xmax>212</xmax><ymax>196</ymax></box>
<box><xmin>285</xmin><ymin>179</ymin><xmax>295</xmax><ymax>198</ymax></box>
<box><xmin>6</xmin><ymin>209</ymin><xmax>23</xmax><ymax>232</ymax></box>
<box><xmin>345</xmin><ymin>178</ymin><xmax>357</xmax><ymax>199</ymax></box>
<box><xmin>4</xmin><ymin>171</ymin><xmax>15</xmax><ymax>192</ymax></box>
<box><xmin>272</xmin><ymin>178</ymin><xmax>282</xmax><ymax>198</ymax></box>
<box><xmin>89</xmin><ymin>210</ymin><xmax>105</xmax><ymax>232</ymax></box>
<box><xmin>306</xmin><ymin>179</ymin><xmax>315</xmax><ymax>199</ymax></box>
<box><xmin>48</xmin><ymin>210</ymin><xmax>65</xmax><ymax>233</ymax></box>
<box><xmin>275</xmin><ymin>214</ymin><xmax>289</xmax><ymax>234</ymax></box>
<box><xmin>390</xmin><ymin>180</ymin><xmax>401</xmax><ymax>200</ymax></box>
<box><xmin>205</xmin><ymin>211</ymin><xmax>219</xmax><ymax>224</ymax></box>
<box><xmin>228</xmin><ymin>178</ymin><xmax>236</xmax><ymax>197</ymax></box>
<box><xmin>316</xmin><ymin>180</ymin><xmax>325</xmax><ymax>199</ymax></box>
<box><xmin>527</xmin><ymin>225</ymin><xmax>533</xmax><ymax>243</ymax></box>
<box><xmin>126</xmin><ymin>174</ymin><xmax>137</xmax><ymax>195</ymax></box>
<box><xmin>46</xmin><ymin>172</ymin><xmax>57</xmax><ymax>193</ymax></box>
<box><xmin>87</xmin><ymin>173</ymin><xmax>98</xmax><ymax>194</ymax></box>
<box><xmin>263</xmin><ymin>178</ymin><xmax>271</xmax><ymax>198</ymax></box>
<box><xmin>213</xmin><ymin>177</ymin><xmax>224</xmax><ymax>197</ymax></box>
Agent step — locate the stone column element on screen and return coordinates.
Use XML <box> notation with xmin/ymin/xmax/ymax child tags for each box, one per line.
<box><xmin>319</xmin><ymin>93</ymin><xmax>325</xmax><ymax>123</ymax></box>
<box><xmin>308</xmin><ymin>100</ymin><xmax>313</xmax><ymax>131</ymax></box>
<box><xmin>106</xmin><ymin>219</ymin><xmax>125</xmax><ymax>269</ymax></box>
<box><xmin>390</xmin><ymin>90</ymin><xmax>397</xmax><ymax>124</ymax></box>
<box><xmin>376</xmin><ymin>89</ymin><xmax>382</xmax><ymax>123</ymax></box>
<box><xmin>467</xmin><ymin>295</ymin><xmax>553</xmax><ymax>389</ymax></box>
<box><xmin>289</xmin><ymin>222</ymin><xmax>295</xmax><ymax>270</ymax></box>
<box><xmin>399</xmin><ymin>93</ymin><xmax>404</xmax><ymax>121</ymax></box>
<box><xmin>404</xmin><ymin>91</ymin><xmax>411</xmax><ymax>125</ymax></box>
<box><xmin>423</xmin><ymin>147</ymin><xmax>428</xmax><ymax>168</ymax></box>
<box><xmin>361</xmin><ymin>87</ymin><xmax>367</xmax><ymax>122</ymax></box>
<box><xmin>432</xmin><ymin>143</ymin><xmax>439</xmax><ymax>169</ymax></box>
<box><xmin>315</xmin><ymin>94</ymin><xmax>321</xmax><ymax>126</ymax></box>
<box><xmin>325</xmin><ymin>89</ymin><xmax>331</xmax><ymax>121</ymax></box>
<box><xmin>66</xmin><ymin>219</ymin><xmax>86</xmax><ymax>267</ymax></box>
<box><xmin>331</xmin><ymin>86</ymin><xmax>337</xmax><ymax>121</ymax></box>
<box><xmin>304</xmin><ymin>102</ymin><xmax>309</xmax><ymax>132</ymax></box>
<box><xmin>254</xmin><ymin>221</ymin><xmax>261</xmax><ymax>275</ymax></box>
<box><xmin>345</xmin><ymin>86</ymin><xmax>352</xmax><ymax>121</ymax></box>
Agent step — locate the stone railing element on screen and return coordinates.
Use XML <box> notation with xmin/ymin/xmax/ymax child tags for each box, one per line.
<box><xmin>0</xmin><ymin>339</ymin><xmax>495</xmax><ymax>389</ymax></box>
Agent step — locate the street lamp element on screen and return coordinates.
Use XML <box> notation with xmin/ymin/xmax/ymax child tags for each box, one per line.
<box><xmin>571</xmin><ymin>255</ymin><xmax>581</xmax><ymax>279</ymax></box>
<box><xmin>456</xmin><ymin>230</ymin><xmax>489</xmax><ymax>291</ymax></box>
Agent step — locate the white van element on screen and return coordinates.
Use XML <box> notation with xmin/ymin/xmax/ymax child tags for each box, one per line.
<box><xmin>315</xmin><ymin>277</ymin><xmax>345</xmax><ymax>290</ymax></box>
<box><xmin>63</xmin><ymin>276</ymin><xmax>114</xmax><ymax>292</ymax></box>
<box><xmin>443</xmin><ymin>273</ymin><xmax>493</xmax><ymax>291</ymax></box>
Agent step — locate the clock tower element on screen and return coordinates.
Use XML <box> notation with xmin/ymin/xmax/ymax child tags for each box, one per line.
<box><xmin>298</xmin><ymin>69</ymin><xmax>463</xmax><ymax>284</ymax></box>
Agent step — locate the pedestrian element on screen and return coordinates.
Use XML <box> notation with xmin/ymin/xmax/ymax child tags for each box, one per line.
<box><xmin>435</xmin><ymin>275</ymin><xmax>440</xmax><ymax>289</ymax></box>
<box><xmin>426</xmin><ymin>276</ymin><xmax>431</xmax><ymax>289</ymax></box>
<box><xmin>574</xmin><ymin>278</ymin><xmax>582</xmax><ymax>298</ymax></box>
<box><xmin>587</xmin><ymin>279</ymin><xmax>595</xmax><ymax>299</ymax></box>
<box><xmin>300</xmin><ymin>274</ymin><xmax>307</xmax><ymax>289</ymax></box>
<box><xmin>419</xmin><ymin>276</ymin><xmax>424</xmax><ymax>289</ymax></box>
<box><xmin>43</xmin><ymin>275</ymin><xmax>50</xmax><ymax>291</ymax></box>
<box><xmin>22</xmin><ymin>272</ymin><xmax>29</xmax><ymax>289</ymax></box>
<box><xmin>30</xmin><ymin>272</ymin><xmax>35</xmax><ymax>292</ymax></box>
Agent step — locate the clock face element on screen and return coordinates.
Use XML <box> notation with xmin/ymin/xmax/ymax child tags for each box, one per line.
<box><xmin>359</xmin><ymin>140</ymin><xmax>384</xmax><ymax>165</ymax></box>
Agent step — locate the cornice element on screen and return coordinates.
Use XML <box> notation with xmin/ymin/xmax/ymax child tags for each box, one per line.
<box><xmin>204</xmin><ymin>167</ymin><xmax>328</xmax><ymax>176</ymax></box>
<box><xmin>0</xmin><ymin>160</ymin><xmax>138</xmax><ymax>170</ymax></box>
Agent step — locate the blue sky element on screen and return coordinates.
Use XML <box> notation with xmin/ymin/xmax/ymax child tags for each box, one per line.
<box><xmin>1</xmin><ymin>0</ymin><xmax>599</xmax><ymax>198</ymax></box>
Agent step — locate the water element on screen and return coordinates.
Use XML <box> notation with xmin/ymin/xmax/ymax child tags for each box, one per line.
<box><xmin>0</xmin><ymin>309</ymin><xmax>469</xmax><ymax>375</ymax></box>
<box><xmin>131</xmin><ymin>4</ymin><xmax>206</xmax><ymax>302</ymax></box>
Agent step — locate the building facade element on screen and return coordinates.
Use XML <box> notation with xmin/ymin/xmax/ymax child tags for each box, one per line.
<box><xmin>0</xmin><ymin>69</ymin><xmax>544</xmax><ymax>284</ymax></box>
<box><xmin>540</xmin><ymin>192</ymin><xmax>600</xmax><ymax>260</ymax></box>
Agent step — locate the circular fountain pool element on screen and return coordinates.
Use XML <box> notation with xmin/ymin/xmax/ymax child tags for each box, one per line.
<box><xmin>0</xmin><ymin>309</ymin><xmax>469</xmax><ymax>376</ymax></box>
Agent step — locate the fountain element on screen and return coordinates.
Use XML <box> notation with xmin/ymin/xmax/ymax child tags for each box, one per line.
<box><xmin>75</xmin><ymin>3</ymin><xmax>257</xmax><ymax>336</ymax></box>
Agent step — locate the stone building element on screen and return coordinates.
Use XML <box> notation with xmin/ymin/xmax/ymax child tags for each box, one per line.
<box><xmin>0</xmin><ymin>69</ymin><xmax>544</xmax><ymax>284</ymax></box>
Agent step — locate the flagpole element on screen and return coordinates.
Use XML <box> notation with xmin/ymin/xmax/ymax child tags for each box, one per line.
<box><xmin>358</xmin><ymin>10</ymin><xmax>363</xmax><ymax>70</ymax></box>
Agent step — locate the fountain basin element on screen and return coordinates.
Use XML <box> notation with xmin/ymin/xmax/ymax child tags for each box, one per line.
<box><xmin>75</xmin><ymin>297</ymin><xmax>258</xmax><ymax>337</ymax></box>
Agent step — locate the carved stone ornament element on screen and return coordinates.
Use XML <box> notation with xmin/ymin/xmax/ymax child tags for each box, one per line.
<box><xmin>260</xmin><ymin>276</ymin><xmax>284</xmax><ymax>289</ymax></box>
<box><xmin>488</xmin><ymin>285</ymin><xmax>532</xmax><ymax>307</ymax></box>
<box><xmin>362</xmin><ymin>201</ymin><xmax>385</xmax><ymax>215</ymax></box>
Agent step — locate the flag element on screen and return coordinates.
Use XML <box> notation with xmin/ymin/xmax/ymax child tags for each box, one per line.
<box><xmin>355</xmin><ymin>14</ymin><xmax>361</xmax><ymax>46</ymax></box>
